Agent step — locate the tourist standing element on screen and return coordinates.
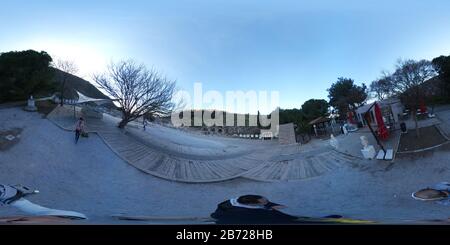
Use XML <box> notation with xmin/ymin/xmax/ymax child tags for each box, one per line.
<box><xmin>75</xmin><ymin>117</ymin><xmax>85</xmax><ymax>144</ymax></box>
<box><xmin>143</xmin><ymin>118</ymin><xmax>148</xmax><ymax>131</ymax></box>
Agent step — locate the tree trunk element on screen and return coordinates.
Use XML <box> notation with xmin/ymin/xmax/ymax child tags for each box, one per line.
<box><xmin>431</xmin><ymin>102</ymin><xmax>435</xmax><ymax>115</ymax></box>
<box><xmin>118</xmin><ymin>119</ymin><xmax>128</xmax><ymax>129</ymax></box>
<box><xmin>413</xmin><ymin>110</ymin><xmax>420</xmax><ymax>138</ymax></box>
<box><xmin>60</xmin><ymin>78</ymin><xmax>66</xmax><ymax>106</ymax></box>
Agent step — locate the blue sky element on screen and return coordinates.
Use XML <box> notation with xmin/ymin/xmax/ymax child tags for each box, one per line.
<box><xmin>1</xmin><ymin>0</ymin><xmax>450</xmax><ymax>112</ymax></box>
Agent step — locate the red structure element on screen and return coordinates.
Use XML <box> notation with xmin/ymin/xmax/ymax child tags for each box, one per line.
<box><xmin>419</xmin><ymin>99</ymin><xmax>427</xmax><ymax>114</ymax></box>
<box><xmin>347</xmin><ymin>111</ymin><xmax>355</xmax><ymax>124</ymax></box>
<box><xmin>374</xmin><ymin>102</ymin><xmax>389</xmax><ymax>140</ymax></box>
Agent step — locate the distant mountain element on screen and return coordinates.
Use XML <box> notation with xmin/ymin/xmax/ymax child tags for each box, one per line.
<box><xmin>52</xmin><ymin>68</ymin><xmax>109</xmax><ymax>100</ymax></box>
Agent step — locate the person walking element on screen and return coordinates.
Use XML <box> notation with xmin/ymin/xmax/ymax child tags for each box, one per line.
<box><xmin>75</xmin><ymin>117</ymin><xmax>85</xmax><ymax>144</ymax></box>
<box><xmin>143</xmin><ymin>118</ymin><xmax>148</xmax><ymax>131</ymax></box>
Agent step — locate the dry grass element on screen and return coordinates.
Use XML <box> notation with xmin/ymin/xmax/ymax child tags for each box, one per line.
<box><xmin>35</xmin><ymin>100</ymin><xmax>57</xmax><ymax>116</ymax></box>
<box><xmin>0</xmin><ymin>128</ymin><xmax>22</xmax><ymax>151</ymax></box>
<box><xmin>398</xmin><ymin>125</ymin><xmax>447</xmax><ymax>152</ymax></box>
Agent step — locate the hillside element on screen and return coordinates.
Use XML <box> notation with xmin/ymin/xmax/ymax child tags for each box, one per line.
<box><xmin>52</xmin><ymin>68</ymin><xmax>109</xmax><ymax>100</ymax></box>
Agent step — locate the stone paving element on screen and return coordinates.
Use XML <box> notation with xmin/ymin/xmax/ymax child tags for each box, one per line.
<box><xmin>333</xmin><ymin>129</ymin><xmax>400</xmax><ymax>160</ymax></box>
<box><xmin>3</xmin><ymin>106</ymin><xmax>450</xmax><ymax>223</ymax></box>
<box><xmin>47</xmin><ymin>105</ymin><xmax>364</xmax><ymax>183</ymax></box>
<box><xmin>434</xmin><ymin>105</ymin><xmax>450</xmax><ymax>139</ymax></box>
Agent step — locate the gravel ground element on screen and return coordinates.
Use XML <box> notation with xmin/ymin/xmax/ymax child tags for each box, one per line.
<box><xmin>435</xmin><ymin>106</ymin><xmax>450</xmax><ymax>137</ymax></box>
<box><xmin>1</xmin><ymin>107</ymin><xmax>450</xmax><ymax>224</ymax></box>
<box><xmin>398</xmin><ymin>125</ymin><xmax>447</xmax><ymax>152</ymax></box>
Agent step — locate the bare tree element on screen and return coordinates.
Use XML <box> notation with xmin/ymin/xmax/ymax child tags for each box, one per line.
<box><xmin>392</xmin><ymin>59</ymin><xmax>436</xmax><ymax>137</ymax></box>
<box><xmin>93</xmin><ymin>60</ymin><xmax>176</xmax><ymax>128</ymax></box>
<box><xmin>53</xmin><ymin>59</ymin><xmax>78</xmax><ymax>106</ymax></box>
<box><xmin>369</xmin><ymin>71</ymin><xmax>394</xmax><ymax>100</ymax></box>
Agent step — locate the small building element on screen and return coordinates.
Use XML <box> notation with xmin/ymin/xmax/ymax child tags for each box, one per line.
<box><xmin>355</xmin><ymin>98</ymin><xmax>404</xmax><ymax>127</ymax></box>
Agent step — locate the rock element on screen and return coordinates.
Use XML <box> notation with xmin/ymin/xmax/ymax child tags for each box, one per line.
<box><xmin>5</xmin><ymin>135</ymin><xmax>15</xmax><ymax>141</ymax></box>
<box><xmin>329</xmin><ymin>134</ymin><xmax>339</xmax><ymax>149</ymax></box>
<box><xmin>24</xmin><ymin>96</ymin><xmax>38</xmax><ymax>112</ymax></box>
<box><xmin>361</xmin><ymin>145</ymin><xmax>376</xmax><ymax>159</ymax></box>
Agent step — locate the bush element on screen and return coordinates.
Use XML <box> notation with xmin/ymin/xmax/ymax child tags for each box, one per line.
<box><xmin>0</xmin><ymin>50</ymin><xmax>55</xmax><ymax>103</ymax></box>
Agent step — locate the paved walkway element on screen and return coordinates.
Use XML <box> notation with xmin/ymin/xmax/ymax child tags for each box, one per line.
<box><xmin>333</xmin><ymin>129</ymin><xmax>401</xmax><ymax>160</ymax></box>
<box><xmin>47</xmin><ymin>106</ymin><xmax>363</xmax><ymax>183</ymax></box>
<box><xmin>434</xmin><ymin>105</ymin><xmax>450</xmax><ymax>139</ymax></box>
<box><xmin>5</xmin><ymin>106</ymin><xmax>450</xmax><ymax>223</ymax></box>
<box><xmin>243</xmin><ymin>149</ymin><xmax>362</xmax><ymax>182</ymax></box>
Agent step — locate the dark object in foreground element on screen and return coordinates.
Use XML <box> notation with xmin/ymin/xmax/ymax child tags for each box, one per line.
<box><xmin>412</xmin><ymin>189</ymin><xmax>448</xmax><ymax>201</ymax></box>
<box><xmin>0</xmin><ymin>183</ymin><xmax>87</xmax><ymax>219</ymax></box>
<box><xmin>0</xmin><ymin>216</ymin><xmax>72</xmax><ymax>224</ymax></box>
<box><xmin>412</xmin><ymin>182</ymin><xmax>450</xmax><ymax>201</ymax></box>
<box><xmin>211</xmin><ymin>199</ymin><xmax>298</xmax><ymax>224</ymax></box>
<box><xmin>400</xmin><ymin>122</ymin><xmax>407</xmax><ymax>133</ymax></box>
<box><xmin>211</xmin><ymin>195</ymin><xmax>347</xmax><ymax>224</ymax></box>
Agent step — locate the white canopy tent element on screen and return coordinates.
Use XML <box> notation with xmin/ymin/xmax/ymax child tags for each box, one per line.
<box><xmin>71</xmin><ymin>91</ymin><xmax>114</xmax><ymax>119</ymax></box>
<box><xmin>74</xmin><ymin>91</ymin><xmax>112</xmax><ymax>105</ymax></box>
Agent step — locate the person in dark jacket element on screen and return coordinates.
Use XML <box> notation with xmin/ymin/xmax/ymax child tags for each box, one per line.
<box><xmin>211</xmin><ymin>195</ymin><xmax>297</xmax><ymax>224</ymax></box>
<box><xmin>211</xmin><ymin>195</ymin><xmax>342</xmax><ymax>224</ymax></box>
